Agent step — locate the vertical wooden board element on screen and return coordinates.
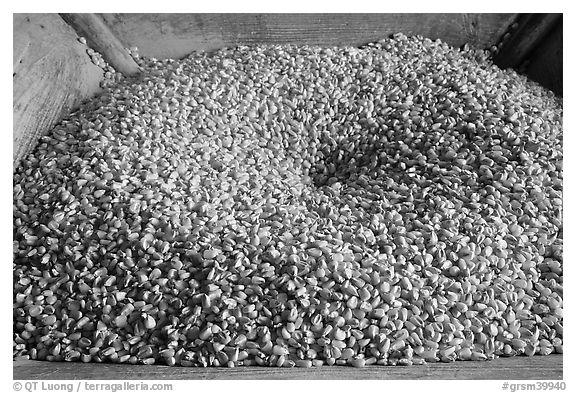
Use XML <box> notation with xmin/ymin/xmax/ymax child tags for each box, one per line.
<box><xmin>525</xmin><ymin>21</ymin><xmax>563</xmax><ymax>96</ymax></box>
<box><xmin>494</xmin><ymin>14</ymin><xmax>561</xmax><ymax>69</ymax></box>
<box><xmin>13</xmin><ymin>14</ymin><xmax>104</xmax><ymax>168</ymax></box>
<box><xmin>99</xmin><ymin>13</ymin><xmax>517</xmax><ymax>60</ymax></box>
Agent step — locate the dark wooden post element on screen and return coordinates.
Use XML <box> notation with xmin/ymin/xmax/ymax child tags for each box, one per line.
<box><xmin>494</xmin><ymin>13</ymin><xmax>562</xmax><ymax>69</ymax></box>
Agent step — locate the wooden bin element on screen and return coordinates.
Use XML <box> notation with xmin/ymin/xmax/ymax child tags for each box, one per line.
<box><xmin>13</xmin><ymin>13</ymin><xmax>563</xmax><ymax>380</ymax></box>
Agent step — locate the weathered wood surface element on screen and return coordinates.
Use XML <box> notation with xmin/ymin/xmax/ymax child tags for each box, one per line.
<box><xmin>13</xmin><ymin>14</ymin><xmax>103</xmax><ymax>168</ymax></box>
<box><xmin>13</xmin><ymin>355</ymin><xmax>562</xmax><ymax>380</ymax></box>
<box><xmin>100</xmin><ymin>13</ymin><xmax>517</xmax><ymax>59</ymax></box>
<box><xmin>60</xmin><ymin>13</ymin><xmax>140</xmax><ymax>76</ymax></box>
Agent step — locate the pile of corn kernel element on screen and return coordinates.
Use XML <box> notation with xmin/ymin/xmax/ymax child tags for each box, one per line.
<box><xmin>13</xmin><ymin>34</ymin><xmax>562</xmax><ymax>367</ymax></box>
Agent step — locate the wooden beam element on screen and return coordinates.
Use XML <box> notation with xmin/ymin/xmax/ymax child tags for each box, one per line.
<box><xmin>60</xmin><ymin>13</ymin><xmax>139</xmax><ymax>76</ymax></box>
<box><xmin>494</xmin><ymin>13</ymin><xmax>562</xmax><ymax>69</ymax></box>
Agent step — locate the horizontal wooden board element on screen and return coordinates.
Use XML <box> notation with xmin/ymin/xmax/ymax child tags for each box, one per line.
<box><xmin>13</xmin><ymin>355</ymin><xmax>562</xmax><ymax>380</ymax></box>
<box><xmin>13</xmin><ymin>14</ymin><xmax>104</xmax><ymax>168</ymax></box>
<box><xmin>100</xmin><ymin>13</ymin><xmax>517</xmax><ymax>59</ymax></box>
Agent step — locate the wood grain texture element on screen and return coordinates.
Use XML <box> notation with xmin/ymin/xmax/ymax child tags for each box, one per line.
<box><xmin>99</xmin><ymin>13</ymin><xmax>517</xmax><ymax>60</ymax></box>
<box><xmin>60</xmin><ymin>13</ymin><xmax>140</xmax><ymax>75</ymax></box>
<box><xmin>13</xmin><ymin>355</ymin><xmax>562</xmax><ymax>380</ymax></box>
<box><xmin>13</xmin><ymin>14</ymin><xmax>104</xmax><ymax>168</ymax></box>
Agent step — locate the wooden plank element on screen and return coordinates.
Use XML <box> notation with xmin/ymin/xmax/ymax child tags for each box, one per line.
<box><xmin>60</xmin><ymin>13</ymin><xmax>140</xmax><ymax>76</ymax></box>
<box><xmin>99</xmin><ymin>13</ymin><xmax>517</xmax><ymax>60</ymax></box>
<box><xmin>13</xmin><ymin>13</ymin><xmax>104</xmax><ymax>168</ymax></box>
<box><xmin>13</xmin><ymin>355</ymin><xmax>562</xmax><ymax>380</ymax></box>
